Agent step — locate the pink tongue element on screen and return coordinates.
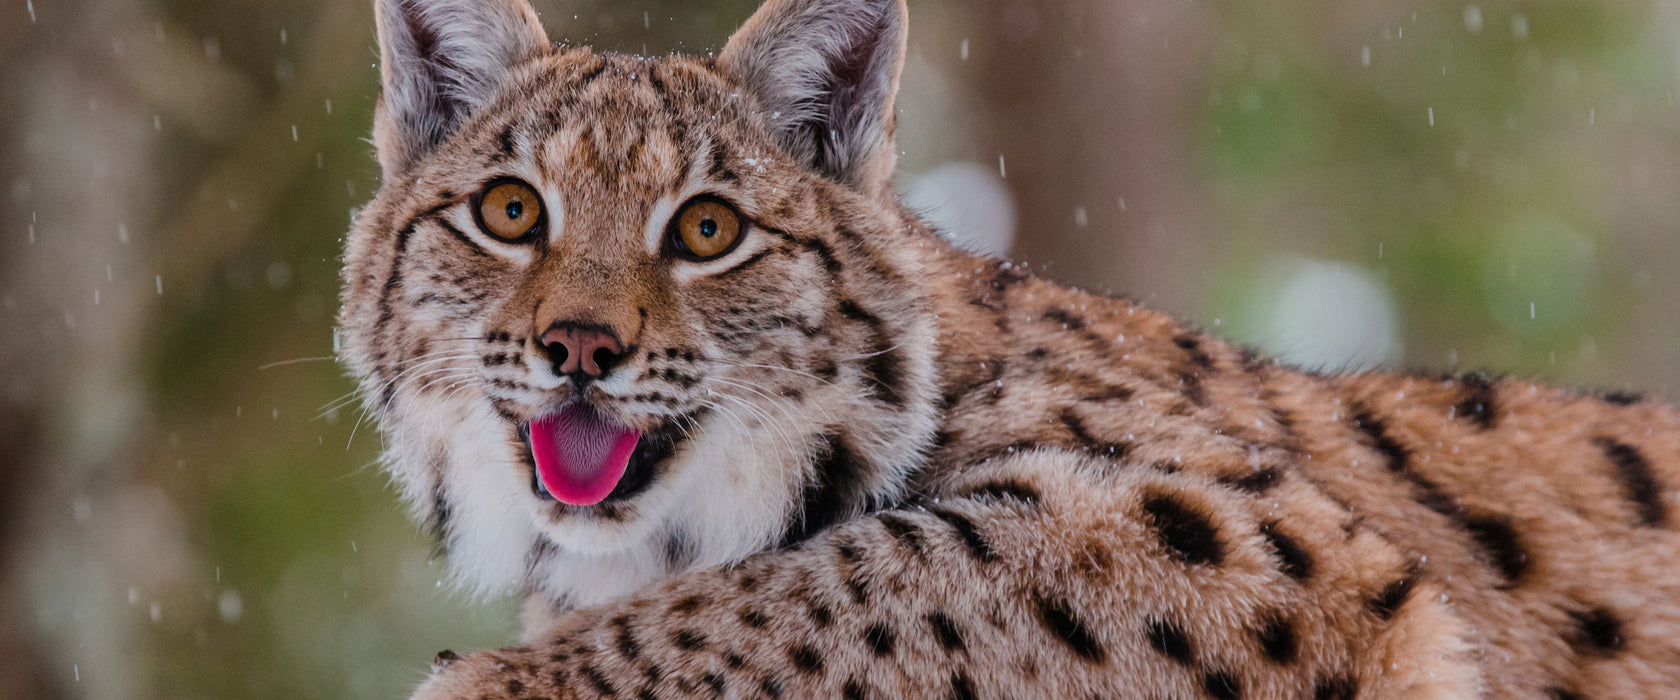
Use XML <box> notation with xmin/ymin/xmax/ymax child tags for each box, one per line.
<box><xmin>529</xmin><ymin>405</ymin><xmax>641</xmax><ymax>506</ymax></box>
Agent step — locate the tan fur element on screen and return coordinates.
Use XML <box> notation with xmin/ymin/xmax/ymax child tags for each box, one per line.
<box><xmin>339</xmin><ymin>0</ymin><xmax>1680</xmax><ymax>697</ymax></box>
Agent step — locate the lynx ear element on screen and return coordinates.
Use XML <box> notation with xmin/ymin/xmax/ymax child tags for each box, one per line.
<box><xmin>719</xmin><ymin>0</ymin><xmax>908</xmax><ymax>197</ymax></box>
<box><xmin>373</xmin><ymin>0</ymin><xmax>549</xmax><ymax>177</ymax></box>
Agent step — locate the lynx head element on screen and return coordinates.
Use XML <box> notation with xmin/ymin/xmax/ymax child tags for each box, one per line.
<box><xmin>338</xmin><ymin>0</ymin><xmax>942</xmax><ymax>604</ymax></box>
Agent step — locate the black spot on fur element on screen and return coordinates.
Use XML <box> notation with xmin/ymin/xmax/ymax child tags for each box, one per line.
<box><xmin>1548</xmin><ymin>688</ymin><xmax>1582</xmax><ymax>700</ymax></box>
<box><xmin>1455</xmin><ymin>373</ymin><xmax>1498</xmax><ymax>428</ymax></box>
<box><xmin>664</xmin><ymin>529</ymin><xmax>698</xmax><ymax>572</ymax></box>
<box><xmin>1145</xmin><ymin>618</ymin><xmax>1194</xmax><ymax>665</ymax></box>
<box><xmin>877</xmin><ymin>513</ymin><xmax>925</xmax><ymax>555</ymax></box>
<box><xmin>611</xmin><ymin>615</ymin><xmax>641</xmax><ymax>660</ymax></box>
<box><xmin>1594</xmin><ymin>437</ymin><xmax>1667</xmax><ymax>528</ymax></box>
<box><xmin>1172</xmin><ymin>334</ymin><xmax>1217</xmax><ymax>405</ymax></box>
<box><xmin>958</xmin><ymin>479</ymin><xmax>1041</xmax><ymax>506</ymax></box>
<box><xmin>1408</xmin><ymin>476</ymin><xmax>1465</xmax><ymax>521</ymax></box>
<box><xmin>738</xmin><ymin>608</ymin><xmax>769</xmax><ymax>629</ymax></box>
<box><xmin>928</xmin><ymin>507</ymin><xmax>996</xmax><ymax>563</ymax></box>
<box><xmin>1313</xmin><ymin>676</ymin><xmax>1358</xmax><ymax>700</ymax></box>
<box><xmin>1256</xmin><ymin>614</ymin><xmax>1297</xmax><ymax>664</ymax></box>
<box><xmin>1175</xmin><ymin>334</ymin><xmax>1216</xmax><ymax>370</ymax></box>
<box><xmin>948</xmin><ymin>671</ymin><xmax>977</xmax><ymax>700</ymax></box>
<box><xmin>673</xmin><ymin>628</ymin><xmax>707</xmax><ymax>651</ymax></box>
<box><xmin>926</xmin><ymin>611</ymin><xmax>967</xmax><ymax>653</ymax></box>
<box><xmin>864</xmin><ymin>623</ymin><xmax>896</xmax><ymax>656</ymax></box>
<box><xmin>1203</xmin><ymin>670</ymin><xmax>1242</xmax><ymax>700</ymax></box>
<box><xmin>1140</xmin><ymin>492</ymin><xmax>1225</xmax><ymax>566</ymax></box>
<box><xmin>990</xmin><ymin>262</ymin><xmax>1032</xmax><ymax>291</ymax></box>
<box><xmin>806</xmin><ymin>601</ymin><xmax>834</xmax><ymax>628</ymax></box>
<box><xmin>760</xmin><ymin>676</ymin><xmax>783</xmax><ymax>698</ymax></box>
<box><xmin>843</xmin><ymin>678</ymin><xmax>868</xmax><ymax>700</ymax></box>
<box><xmin>861</xmin><ymin>331</ymin><xmax>908</xmax><ymax>408</ymax></box>
<box><xmin>1571</xmin><ymin>607</ymin><xmax>1625</xmax><ymax>654</ymax></box>
<box><xmin>1259</xmin><ymin>521</ymin><xmax>1315</xmax><ymax>581</ymax></box>
<box><xmin>1222</xmin><ymin>467</ymin><xmax>1283</xmax><ymax>494</ymax></box>
<box><xmin>1369</xmin><ymin>567</ymin><xmax>1420</xmax><ymax>621</ymax></box>
<box><xmin>1602</xmin><ymin>390</ymin><xmax>1643</xmax><ymax>406</ymax></box>
<box><xmin>581</xmin><ymin>664</ymin><xmax>616</xmax><ymax>697</ymax></box>
<box><xmin>789</xmin><ymin>643</ymin><xmax>825</xmax><ymax>675</ymax></box>
<box><xmin>1036</xmin><ymin>595</ymin><xmax>1106</xmax><ymax>662</ymax></box>
<box><xmin>1351</xmin><ymin>406</ymin><xmax>1410</xmax><ymax>472</ymax></box>
<box><xmin>1042</xmin><ymin>306</ymin><xmax>1088</xmax><ymax>330</ymax></box>
<box><xmin>837</xmin><ymin>558</ymin><xmax>870</xmax><ymax>605</ymax></box>
<box><xmin>782</xmin><ymin>432</ymin><xmax>874</xmax><ymax>547</ymax></box>
<box><xmin>1058</xmin><ymin>407</ymin><xmax>1099</xmax><ymax>445</ymax></box>
<box><xmin>1463</xmin><ymin>514</ymin><xmax>1529</xmax><ymax>587</ymax></box>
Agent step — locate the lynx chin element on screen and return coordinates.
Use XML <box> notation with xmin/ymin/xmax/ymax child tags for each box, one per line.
<box><xmin>337</xmin><ymin>0</ymin><xmax>1680</xmax><ymax>697</ymax></box>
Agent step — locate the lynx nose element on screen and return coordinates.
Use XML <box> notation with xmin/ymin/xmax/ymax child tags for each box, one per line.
<box><xmin>540</xmin><ymin>323</ymin><xmax>626</xmax><ymax>379</ymax></box>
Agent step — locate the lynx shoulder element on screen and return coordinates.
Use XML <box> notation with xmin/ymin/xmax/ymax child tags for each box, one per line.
<box><xmin>337</xmin><ymin>0</ymin><xmax>1680</xmax><ymax>697</ymax></box>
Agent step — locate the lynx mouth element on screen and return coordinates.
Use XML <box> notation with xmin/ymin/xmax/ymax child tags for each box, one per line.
<box><xmin>517</xmin><ymin>408</ymin><xmax>687</xmax><ymax>507</ymax></box>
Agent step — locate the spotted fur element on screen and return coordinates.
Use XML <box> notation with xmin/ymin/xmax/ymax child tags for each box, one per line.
<box><xmin>337</xmin><ymin>0</ymin><xmax>1680</xmax><ymax>697</ymax></box>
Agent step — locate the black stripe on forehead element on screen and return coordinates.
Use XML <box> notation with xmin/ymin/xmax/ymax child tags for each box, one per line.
<box><xmin>493</xmin><ymin>123</ymin><xmax>519</xmax><ymax>163</ymax></box>
<box><xmin>534</xmin><ymin>55</ymin><xmax>612</xmax><ymax>133</ymax></box>
<box><xmin>644</xmin><ymin>64</ymin><xmax>681</xmax><ymax>115</ymax></box>
<box><xmin>568</xmin><ymin>54</ymin><xmax>611</xmax><ymax>91</ymax></box>
<box><xmin>708</xmin><ymin>142</ymin><xmax>739</xmax><ymax>183</ymax></box>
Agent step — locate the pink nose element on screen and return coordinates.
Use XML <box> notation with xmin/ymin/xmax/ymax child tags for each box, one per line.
<box><xmin>540</xmin><ymin>324</ymin><xmax>625</xmax><ymax>378</ymax></box>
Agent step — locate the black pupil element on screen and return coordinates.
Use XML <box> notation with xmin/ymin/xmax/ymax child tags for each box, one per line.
<box><xmin>505</xmin><ymin>199</ymin><xmax>523</xmax><ymax>221</ymax></box>
<box><xmin>699</xmin><ymin>218</ymin><xmax>717</xmax><ymax>238</ymax></box>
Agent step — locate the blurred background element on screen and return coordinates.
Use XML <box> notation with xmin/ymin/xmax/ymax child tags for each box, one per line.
<box><xmin>2</xmin><ymin>0</ymin><xmax>1677</xmax><ymax>697</ymax></box>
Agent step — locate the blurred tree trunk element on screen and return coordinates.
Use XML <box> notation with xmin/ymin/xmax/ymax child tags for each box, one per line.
<box><xmin>0</xmin><ymin>0</ymin><xmax>160</xmax><ymax>693</ymax></box>
<box><xmin>955</xmin><ymin>0</ymin><xmax>1219</xmax><ymax>315</ymax></box>
<box><xmin>0</xmin><ymin>0</ymin><xmax>363</xmax><ymax>696</ymax></box>
<box><xmin>0</xmin><ymin>412</ymin><xmax>62</xmax><ymax>700</ymax></box>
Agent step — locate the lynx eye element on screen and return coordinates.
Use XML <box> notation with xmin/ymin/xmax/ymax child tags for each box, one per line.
<box><xmin>474</xmin><ymin>179</ymin><xmax>544</xmax><ymax>241</ymax></box>
<box><xmin>669</xmin><ymin>197</ymin><xmax>744</xmax><ymax>260</ymax></box>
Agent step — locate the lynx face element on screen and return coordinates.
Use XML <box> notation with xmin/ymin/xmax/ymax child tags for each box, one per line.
<box><xmin>339</xmin><ymin>0</ymin><xmax>937</xmax><ymax>604</ymax></box>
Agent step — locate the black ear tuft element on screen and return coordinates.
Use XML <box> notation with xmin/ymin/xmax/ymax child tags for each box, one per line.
<box><xmin>719</xmin><ymin>0</ymin><xmax>908</xmax><ymax>198</ymax></box>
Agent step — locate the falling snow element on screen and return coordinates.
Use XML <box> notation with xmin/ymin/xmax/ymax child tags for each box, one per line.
<box><xmin>2</xmin><ymin>2</ymin><xmax>1674</xmax><ymax>697</ymax></box>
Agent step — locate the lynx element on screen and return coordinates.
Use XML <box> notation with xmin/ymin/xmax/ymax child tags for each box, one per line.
<box><xmin>337</xmin><ymin>0</ymin><xmax>1680</xmax><ymax>697</ymax></box>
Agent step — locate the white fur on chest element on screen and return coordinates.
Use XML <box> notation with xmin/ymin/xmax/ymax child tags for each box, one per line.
<box><xmin>528</xmin><ymin>397</ymin><xmax>825</xmax><ymax>608</ymax></box>
<box><xmin>399</xmin><ymin>389</ymin><xmax>826</xmax><ymax>609</ymax></box>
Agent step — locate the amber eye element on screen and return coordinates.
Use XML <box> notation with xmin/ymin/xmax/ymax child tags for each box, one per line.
<box><xmin>475</xmin><ymin>179</ymin><xmax>543</xmax><ymax>241</ymax></box>
<box><xmin>670</xmin><ymin>197</ymin><xmax>744</xmax><ymax>260</ymax></box>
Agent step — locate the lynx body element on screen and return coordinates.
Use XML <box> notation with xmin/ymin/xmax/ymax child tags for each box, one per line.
<box><xmin>338</xmin><ymin>0</ymin><xmax>1680</xmax><ymax>697</ymax></box>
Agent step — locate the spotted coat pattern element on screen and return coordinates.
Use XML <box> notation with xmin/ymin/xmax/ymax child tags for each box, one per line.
<box><xmin>338</xmin><ymin>0</ymin><xmax>1680</xmax><ymax>698</ymax></box>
